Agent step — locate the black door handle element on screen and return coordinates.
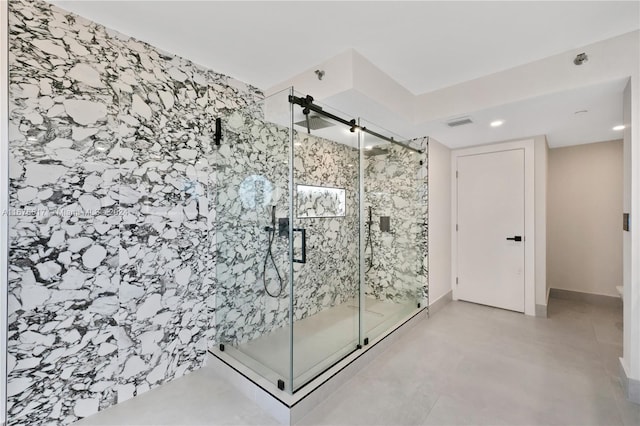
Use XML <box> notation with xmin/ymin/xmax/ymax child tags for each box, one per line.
<box><xmin>293</xmin><ymin>228</ymin><xmax>306</xmax><ymax>263</ymax></box>
<box><xmin>506</xmin><ymin>236</ymin><xmax>522</xmax><ymax>242</ymax></box>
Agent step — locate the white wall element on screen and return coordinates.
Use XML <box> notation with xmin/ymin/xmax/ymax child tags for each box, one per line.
<box><xmin>623</xmin><ymin>80</ymin><xmax>631</xmax><ymax>364</ymax></box>
<box><xmin>622</xmin><ymin>74</ymin><xmax>640</xmax><ymax>384</ymax></box>
<box><xmin>1</xmin><ymin>1</ymin><xmax>8</xmax><ymax>423</ymax></box>
<box><xmin>534</xmin><ymin>136</ymin><xmax>548</xmax><ymax>307</ymax></box>
<box><xmin>428</xmin><ymin>138</ymin><xmax>452</xmax><ymax>305</ymax></box>
<box><xmin>547</xmin><ymin>140</ymin><xmax>623</xmax><ymax>297</ymax></box>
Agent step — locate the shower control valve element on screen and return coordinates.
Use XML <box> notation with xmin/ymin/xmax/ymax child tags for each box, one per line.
<box><xmin>278</xmin><ymin>218</ymin><xmax>289</xmax><ymax>238</ymax></box>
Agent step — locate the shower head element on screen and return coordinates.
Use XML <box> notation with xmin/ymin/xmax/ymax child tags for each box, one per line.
<box><xmin>294</xmin><ymin>115</ymin><xmax>335</xmax><ymax>131</ymax></box>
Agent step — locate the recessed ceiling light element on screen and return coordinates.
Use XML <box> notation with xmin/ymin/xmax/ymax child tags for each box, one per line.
<box><xmin>613</xmin><ymin>125</ymin><xmax>625</xmax><ymax>131</ymax></box>
<box><xmin>490</xmin><ymin>120</ymin><xmax>504</xmax><ymax>127</ymax></box>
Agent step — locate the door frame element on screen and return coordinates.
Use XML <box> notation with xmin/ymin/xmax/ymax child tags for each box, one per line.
<box><xmin>451</xmin><ymin>139</ymin><xmax>536</xmax><ymax>316</ymax></box>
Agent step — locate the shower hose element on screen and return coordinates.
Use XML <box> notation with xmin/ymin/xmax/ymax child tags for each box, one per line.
<box><xmin>365</xmin><ymin>207</ymin><xmax>374</xmax><ymax>272</ymax></box>
<box><xmin>263</xmin><ymin>206</ymin><xmax>284</xmax><ymax>297</ymax></box>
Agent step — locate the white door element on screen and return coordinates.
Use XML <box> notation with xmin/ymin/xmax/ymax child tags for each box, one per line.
<box><xmin>456</xmin><ymin>149</ymin><xmax>525</xmax><ymax>312</ymax></box>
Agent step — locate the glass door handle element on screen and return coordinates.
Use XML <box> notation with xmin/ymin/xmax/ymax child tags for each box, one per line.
<box><xmin>293</xmin><ymin>228</ymin><xmax>307</xmax><ymax>263</ymax></box>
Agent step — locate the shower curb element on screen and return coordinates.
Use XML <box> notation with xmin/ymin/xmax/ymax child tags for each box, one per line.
<box><xmin>206</xmin><ymin>308</ymin><xmax>428</xmax><ymax>425</ymax></box>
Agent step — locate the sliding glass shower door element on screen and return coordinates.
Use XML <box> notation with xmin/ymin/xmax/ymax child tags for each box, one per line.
<box><xmin>214</xmin><ymin>88</ymin><xmax>293</xmax><ymax>388</ymax></box>
<box><xmin>360</xmin><ymin>120</ymin><xmax>427</xmax><ymax>343</ymax></box>
<box><xmin>290</xmin><ymin>91</ymin><xmax>360</xmax><ymax>391</ymax></box>
<box><xmin>214</xmin><ymin>88</ymin><xmax>428</xmax><ymax>394</ymax></box>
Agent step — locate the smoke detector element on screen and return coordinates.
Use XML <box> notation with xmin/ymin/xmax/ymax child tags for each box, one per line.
<box><xmin>574</xmin><ymin>53</ymin><xmax>588</xmax><ymax>65</ymax></box>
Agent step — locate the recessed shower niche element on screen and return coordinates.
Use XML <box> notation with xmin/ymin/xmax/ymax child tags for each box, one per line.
<box><xmin>212</xmin><ymin>88</ymin><xmax>428</xmax><ymax>400</ymax></box>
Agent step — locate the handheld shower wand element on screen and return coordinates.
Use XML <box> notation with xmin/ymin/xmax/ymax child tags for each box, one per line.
<box><xmin>263</xmin><ymin>206</ymin><xmax>284</xmax><ymax>297</ymax></box>
<box><xmin>365</xmin><ymin>206</ymin><xmax>374</xmax><ymax>272</ymax></box>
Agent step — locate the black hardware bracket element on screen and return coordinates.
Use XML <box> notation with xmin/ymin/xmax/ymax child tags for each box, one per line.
<box><xmin>214</xmin><ymin>117</ymin><xmax>222</xmax><ymax>146</ymax></box>
<box><xmin>292</xmin><ymin>227</ymin><xmax>306</xmax><ymax>263</ymax></box>
<box><xmin>277</xmin><ymin>379</ymin><xmax>285</xmax><ymax>390</ymax></box>
<box><xmin>289</xmin><ymin>94</ymin><xmax>424</xmax><ymax>154</ymax></box>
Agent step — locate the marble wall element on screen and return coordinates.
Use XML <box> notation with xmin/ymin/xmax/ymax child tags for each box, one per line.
<box><xmin>214</xmin><ymin>113</ymin><xmax>291</xmax><ymax>345</ymax></box>
<box><xmin>216</xmin><ymin>129</ymin><xmax>428</xmax><ymax>346</ymax></box>
<box><xmin>292</xmin><ymin>134</ymin><xmax>360</xmax><ymax>320</ymax></box>
<box><xmin>215</xmin><ymin>127</ymin><xmax>360</xmax><ymax>345</ymax></box>
<box><xmin>6</xmin><ymin>0</ymin><xmax>261</xmax><ymax>424</ymax></box>
<box><xmin>6</xmin><ymin>1</ymin><xmax>429</xmax><ymax>424</ymax></box>
<box><xmin>364</xmin><ymin>140</ymin><xmax>429</xmax><ymax>303</ymax></box>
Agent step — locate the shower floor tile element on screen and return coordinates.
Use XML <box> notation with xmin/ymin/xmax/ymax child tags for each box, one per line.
<box><xmin>234</xmin><ymin>297</ymin><xmax>413</xmax><ymax>388</ymax></box>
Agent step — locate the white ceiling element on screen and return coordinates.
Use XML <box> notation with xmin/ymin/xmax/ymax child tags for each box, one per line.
<box><xmin>417</xmin><ymin>78</ymin><xmax>629</xmax><ymax>149</ymax></box>
<box><xmin>51</xmin><ymin>1</ymin><xmax>639</xmax><ymax>95</ymax></box>
<box><xmin>49</xmin><ymin>1</ymin><xmax>637</xmax><ymax>149</ymax></box>
<box><xmin>323</xmin><ymin>77</ymin><xmax>628</xmax><ymax>149</ymax></box>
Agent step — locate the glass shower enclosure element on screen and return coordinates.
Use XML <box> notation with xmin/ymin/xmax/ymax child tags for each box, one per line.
<box><xmin>215</xmin><ymin>88</ymin><xmax>427</xmax><ymax>393</ymax></box>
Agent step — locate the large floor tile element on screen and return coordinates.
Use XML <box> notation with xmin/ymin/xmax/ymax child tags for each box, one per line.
<box><xmin>75</xmin><ymin>296</ymin><xmax>634</xmax><ymax>426</ymax></box>
<box><xmin>75</xmin><ymin>368</ymin><xmax>278</xmax><ymax>426</ymax></box>
<box><xmin>422</xmin><ymin>394</ymin><xmax>512</xmax><ymax>426</ymax></box>
<box><xmin>298</xmin><ymin>376</ymin><xmax>439</xmax><ymax>426</ymax></box>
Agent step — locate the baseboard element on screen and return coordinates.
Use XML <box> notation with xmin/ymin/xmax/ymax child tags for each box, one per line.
<box><xmin>535</xmin><ymin>303</ymin><xmax>548</xmax><ymax>318</ymax></box>
<box><xmin>619</xmin><ymin>358</ymin><xmax>640</xmax><ymax>405</ymax></box>
<box><xmin>549</xmin><ymin>288</ymin><xmax>622</xmax><ymax>308</ymax></box>
<box><xmin>429</xmin><ymin>290</ymin><xmax>452</xmax><ymax>316</ymax></box>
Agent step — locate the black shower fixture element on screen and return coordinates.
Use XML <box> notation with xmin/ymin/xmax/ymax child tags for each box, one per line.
<box><xmin>262</xmin><ymin>206</ymin><xmax>284</xmax><ymax>297</ymax></box>
<box><xmin>365</xmin><ymin>206</ymin><xmax>374</xmax><ymax>272</ymax></box>
<box><xmin>289</xmin><ymin>94</ymin><xmax>423</xmax><ymax>154</ymax></box>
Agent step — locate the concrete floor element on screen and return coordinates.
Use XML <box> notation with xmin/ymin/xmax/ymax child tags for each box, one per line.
<box><xmin>77</xmin><ymin>297</ymin><xmax>640</xmax><ymax>425</ymax></box>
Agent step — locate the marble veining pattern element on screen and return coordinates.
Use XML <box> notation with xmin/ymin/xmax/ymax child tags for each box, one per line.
<box><xmin>215</xmin><ymin>129</ymin><xmax>361</xmax><ymax>345</ymax></box>
<box><xmin>7</xmin><ymin>0</ymin><xmax>429</xmax><ymax>424</ymax></box>
<box><xmin>7</xmin><ymin>0</ymin><xmax>261</xmax><ymax>424</ymax></box>
<box><xmin>214</xmin><ymin>113</ymin><xmax>291</xmax><ymax>345</ymax></box>
<box><xmin>364</xmin><ymin>139</ymin><xmax>428</xmax><ymax>304</ymax></box>
<box><xmin>216</xmin><ymin>130</ymin><xmax>428</xmax><ymax>347</ymax></box>
<box><xmin>292</xmin><ymin>134</ymin><xmax>360</xmax><ymax>322</ymax></box>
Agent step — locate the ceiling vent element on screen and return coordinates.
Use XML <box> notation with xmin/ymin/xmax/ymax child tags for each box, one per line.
<box><xmin>446</xmin><ymin>117</ymin><xmax>473</xmax><ymax>127</ymax></box>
